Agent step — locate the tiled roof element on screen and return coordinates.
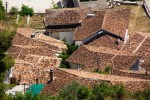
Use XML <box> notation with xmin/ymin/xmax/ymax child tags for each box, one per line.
<box><xmin>12</xmin><ymin>54</ymin><xmax>61</xmax><ymax>84</ymax></box>
<box><xmin>45</xmin><ymin>8</ymin><xmax>88</xmax><ymax>26</ymax></box>
<box><xmin>41</xmin><ymin>68</ymin><xmax>100</xmax><ymax>96</ymax></box>
<box><xmin>135</xmin><ymin>36</ymin><xmax>150</xmax><ymax>70</ymax></box>
<box><xmin>73</xmin><ymin>10</ymin><xmax>106</xmax><ymax>40</ymax></box>
<box><xmin>8</xmin><ymin>45</ymin><xmax>57</xmax><ymax>60</ymax></box>
<box><xmin>74</xmin><ymin>9</ymin><xmax>131</xmax><ymax>40</ymax></box>
<box><xmin>112</xmin><ymin>55</ymin><xmax>139</xmax><ymax>70</ymax></box>
<box><xmin>45</xmin><ymin>8</ymin><xmax>131</xmax><ymax>41</ymax></box>
<box><xmin>10</xmin><ymin>57</ymin><xmax>59</xmax><ymax>85</ymax></box>
<box><xmin>88</xmin><ymin>35</ymin><xmax>120</xmax><ymax>49</ymax></box>
<box><xmin>12</xmin><ymin>28</ymin><xmax>67</xmax><ymax>51</ymax></box>
<box><xmin>102</xmin><ymin>9</ymin><xmax>131</xmax><ymax>38</ymax></box>
<box><xmin>60</xmin><ymin>68</ymin><xmax>149</xmax><ymax>82</ymax></box>
<box><xmin>8</xmin><ymin>28</ymin><xmax>67</xmax><ymax>84</ymax></box>
<box><xmin>41</xmin><ymin>68</ymin><xmax>150</xmax><ymax>95</ymax></box>
<box><xmin>122</xmin><ymin>32</ymin><xmax>150</xmax><ymax>70</ymax></box>
<box><xmin>66</xmin><ymin>45</ymin><xmax>131</xmax><ymax>70</ymax></box>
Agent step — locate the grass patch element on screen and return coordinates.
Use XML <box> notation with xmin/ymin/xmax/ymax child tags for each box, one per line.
<box><xmin>114</xmin><ymin>5</ymin><xmax>150</xmax><ymax>34</ymax></box>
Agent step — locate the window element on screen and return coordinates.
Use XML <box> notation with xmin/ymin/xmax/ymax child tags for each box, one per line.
<box><xmin>80</xmin><ymin>0</ymin><xmax>97</xmax><ymax>2</ymax></box>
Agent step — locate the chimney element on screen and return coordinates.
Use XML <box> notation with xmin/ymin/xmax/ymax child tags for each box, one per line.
<box><xmin>31</xmin><ymin>33</ymin><xmax>35</xmax><ymax>38</ymax></box>
<box><xmin>18</xmin><ymin>75</ymin><xmax>21</xmax><ymax>84</ymax></box>
<box><xmin>36</xmin><ymin>78</ymin><xmax>39</xmax><ymax>84</ymax></box>
<box><xmin>50</xmin><ymin>68</ymin><xmax>54</xmax><ymax>82</ymax></box>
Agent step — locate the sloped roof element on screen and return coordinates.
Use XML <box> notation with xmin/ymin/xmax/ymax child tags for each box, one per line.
<box><xmin>45</xmin><ymin>8</ymin><xmax>88</xmax><ymax>25</ymax></box>
<box><xmin>8</xmin><ymin>28</ymin><xmax>67</xmax><ymax>84</ymax></box>
<box><xmin>135</xmin><ymin>36</ymin><xmax>150</xmax><ymax>70</ymax></box>
<box><xmin>8</xmin><ymin>45</ymin><xmax>57</xmax><ymax>60</ymax></box>
<box><xmin>122</xmin><ymin>32</ymin><xmax>150</xmax><ymax>70</ymax></box>
<box><xmin>12</xmin><ymin>28</ymin><xmax>67</xmax><ymax>51</ymax></box>
<box><xmin>41</xmin><ymin>68</ymin><xmax>100</xmax><ymax>96</ymax></box>
<box><xmin>73</xmin><ymin>10</ymin><xmax>106</xmax><ymax>40</ymax></box>
<box><xmin>102</xmin><ymin>9</ymin><xmax>131</xmax><ymax>38</ymax></box>
<box><xmin>112</xmin><ymin>55</ymin><xmax>139</xmax><ymax>70</ymax></box>
<box><xmin>41</xmin><ymin>68</ymin><xmax>150</xmax><ymax>95</ymax></box>
<box><xmin>88</xmin><ymin>35</ymin><xmax>120</xmax><ymax>49</ymax></box>
<box><xmin>12</xmin><ymin>54</ymin><xmax>61</xmax><ymax>84</ymax></box>
<box><xmin>66</xmin><ymin>45</ymin><xmax>130</xmax><ymax>69</ymax></box>
<box><xmin>45</xmin><ymin>8</ymin><xmax>131</xmax><ymax>41</ymax></box>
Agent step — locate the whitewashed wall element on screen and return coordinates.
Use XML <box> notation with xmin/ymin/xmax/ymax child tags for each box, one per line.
<box><xmin>2</xmin><ymin>0</ymin><xmax>60</xmax><ymax>13</ymax></box>
<box><xmin>59</xmin><ymin>32</ymin><xmax>74</xmax><ymax>45</ymax></box>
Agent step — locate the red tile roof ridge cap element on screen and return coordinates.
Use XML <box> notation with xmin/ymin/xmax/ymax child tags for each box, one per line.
<box><xmin>15</xmin><ymin>60</ymin><xmax>34</xmax><ymax>67</ymax></box>
<box><xmin>101</xmin><ymin>10</ymin><xmax>108</xmax><ymax>29</ymax></box>
<box><xmin>12</xmin><ymin>45</ymin><xmax>40</xmax><ymax>49</ymax></box>
<box><xmin>36</xmin><ymin>34</ymin><xmax>64</xmax><ymax>43</ymax></box>
<box><xmin>58</xmin><ymin>68</ymin><xmax>150</xmax><ymax>82</ymax></box>
<box><xmin>133</xmin><ymin>36</ymin><xmax>147</xmax><ymax>54</ymax></box>
<box><xmin>135</xmin><ymin>32</ymin><xmax>150</xmax><ymax>37</ymax></box>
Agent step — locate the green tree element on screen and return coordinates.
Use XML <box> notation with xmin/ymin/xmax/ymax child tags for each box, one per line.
<box><xmin>0</xmin><ymin>30</ymin><xmax>15</xmax><ymax>52</ymax></box>
<box><xmin>0</xmin><ymin>0</ymin><xmax>6</xmax><ymax>20</ymax></box>
<box><xmin>78</xmin><ymin>86</ymin><xmax>92</xmax><ymax>100</ymax></box>
<box><xmin>58</xmin><ymin>39</ymin><xmax>78</xmax><ymax>68</ymax></box>
<box><xmin>20</xmin><ymin>4</ymin><xmax>34</xmax><ymax>16</ymax></box>
<box><xmin>10</xmin><ymin>6</ymin><xmax>19</xmax><ymax>15</ymax></box>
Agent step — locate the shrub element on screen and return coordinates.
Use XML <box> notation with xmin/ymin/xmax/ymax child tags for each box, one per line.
<box><xmin>20</xmin><ymin>5</ymin><xmax>34</xmax><ymax>16</ymax></box>
<box><xmin>134</xmin><ymin>90</ymin><xmax>150</xmax><ymax>100</ymax></box>
<box><xmin>59</xmin><ymin>81</ymin><xmax>80</xmax><ymax>100</ymax></box>
<box><xmin>93</xmin><ymin>66</ymin><xmax>112</xmax><ymax>74</ymax></box>
<box><xmin>10</xmin><ymin>6</ymin><xmax>19</xmax><ymax>15</ymax></box>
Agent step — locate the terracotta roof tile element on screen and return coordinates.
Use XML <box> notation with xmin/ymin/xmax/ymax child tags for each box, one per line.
<box><xmin>13</xmin><ymin>28</ymin><xmax>67</xmax><ymax>51</ymax></box>
<box><xmin>88</xmin><ymin>35</ymin><xmax>120</xmax><ymax>49</ymax></box>
<box><xmin>41</xmin><ymin>68</ymin><xmax>100</xmax><ymax>96</ymax></box>
<box><xmin>102</xmin><ymin>9</ymin><xmax>131</xmax><ymax>37</ymax></box>
<box><xmin>45</xmin><ymin>9</ymin><xmax>131</xmax><ymax>41</ymax></box>
<box><xmin>122</xmin><ymin>33</ymin><xmax>145</xmax><ymax>53</ymax></box>
<box><xmin>73</xmin><ymin>10</ymin><xmax>106</xmax><ymax>40</ymax></box>
<box><xmin>135</xmin><ymin>36</ymin><xmax>150</xmax><ymax>70</ymax></box>
<box><xmin>121</xmin><ymin>32</ymin><xmax>150</xmax><ymax>70</ymax></box>
<box><xmin>45</xmin><ymin>8</ymin><xmax>88</xmax><ymax>25</ymax></box>
<box><xmin>41</xmin><ymin>68</ymin><xmax>150</xmax><ymax>95</ymax></box>
<box><xmin>67</xmin><ymin>45</ymin><xmax>130</xmax><ymax>70</ymax></box>
<box><xmin>112</xmin><ymin>55</ymin><xmax>139</xmax><ymax>70</ymax></box>
<box><xmin>8</xmin><ymin>28</ymin><xmax>66</xmax><ymax>84</ymax></box>
<box><xmin>12</xmin><ymin>55</ymin><xmax>61</xmax><ymax>84</ymax></box>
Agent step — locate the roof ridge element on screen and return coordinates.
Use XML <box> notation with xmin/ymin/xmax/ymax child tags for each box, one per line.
<box><xmin>101</xmin><ymin>10</ymin><xmax>107</xmax><ymax>29</ymax></box>
<box><xmin>133</xmin><ymin>36</ymin><xmax>147</xmax><ymax>54</ymax></box>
